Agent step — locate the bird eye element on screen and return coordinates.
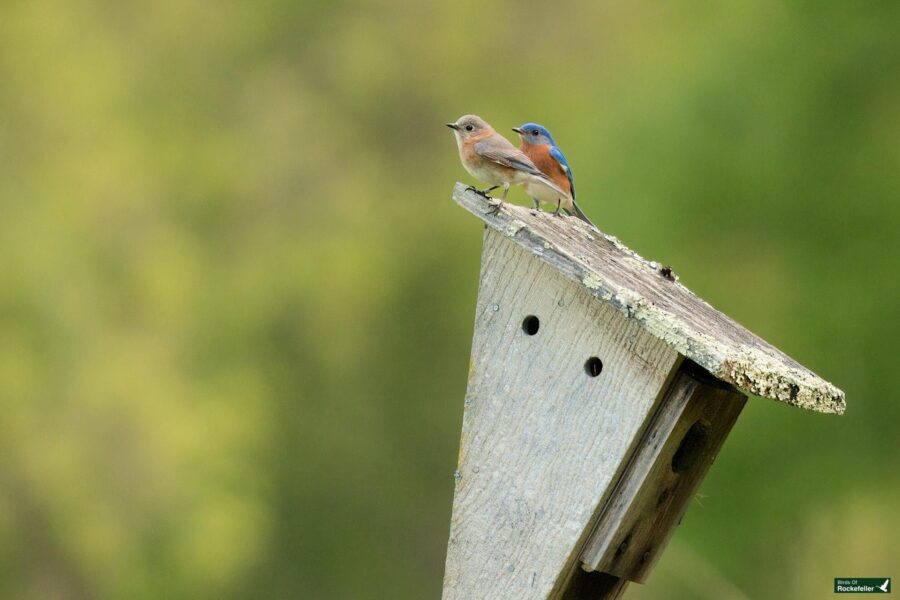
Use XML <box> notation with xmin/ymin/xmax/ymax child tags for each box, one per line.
<box><xmin>465</xmin><ymin>125</ymin><xmax>473</xmax><ymax>131</ymax></box>
<box><xmin>532</xmin><ymin>130</ymin><xmax>539</xmax><ymax>135</ymax></box>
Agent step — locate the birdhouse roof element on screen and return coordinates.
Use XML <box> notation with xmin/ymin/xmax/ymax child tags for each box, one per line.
<box><xmin>453</xmin><ymin>183</ymin><xmax>845</xmax><ymax>414</ymax></box>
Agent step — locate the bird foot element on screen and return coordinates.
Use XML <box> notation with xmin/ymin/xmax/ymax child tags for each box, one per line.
<box><xmin>484</xmin><ymin>200</ymin><xmax>503</xmax><ymax>215</ymax></box>
<box><xmin>465</xmin><ymin>185</ymin><xmax>498</xmax><ymax>199</ymax></box>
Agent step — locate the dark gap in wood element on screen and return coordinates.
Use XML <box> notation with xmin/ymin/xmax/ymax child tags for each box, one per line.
<box><xmin>561</xmin><ymin>569</ymin><xmax>626</xmax><ymax>600</ymax></box>
<box><xmin>522</xmin><ymin>315</ymin><xmax>540</xmax><ymax>335</ymax></box>
<box><xmin>671</xmin><ymin>420</ymin><xmax>711</xmax><ymax>473</ymax></box>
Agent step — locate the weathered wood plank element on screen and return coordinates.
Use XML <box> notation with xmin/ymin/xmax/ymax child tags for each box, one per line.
<box><xmin>442</xmin><ymin>229</ymin><xmax>681</xmax><ymax>599</ymax></box>
<box><xmin>579</xmin><ymin>362</ymin><xmax>746</xmax><ymax>583</ymax></box>
<box><xmin>451</xmin><ymin>183</ymin><xmax>844</xmax><ymax>414</ymax></box>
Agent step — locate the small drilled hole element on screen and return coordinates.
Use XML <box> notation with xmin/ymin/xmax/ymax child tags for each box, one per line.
<box><xmin>585</xmin><ymin>357</ymin><xmax>603</xmax><ymax>377</ymax></box>
<box><xmin>522</xmin><ymin>315</ymin><xmax>540</xmax><ymax>335</ymax></box>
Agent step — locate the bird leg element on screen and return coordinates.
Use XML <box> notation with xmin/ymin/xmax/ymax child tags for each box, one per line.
<box><xmin>531</xmin><ymin>198</ymin><xmax>542</xmax><ymax>212</ymax></box>
<box><xmin>466</xmin><ymin>185</ymin><xmax>499</xmax><ymax>199</ymax></box>
<box><xmin>484</xmin><ymin>183</ymin><xmax>510</xmax><ymax>215</ymax></box>
<box><xmin>553</xmin><ymin>198</ymin><xmax>563</xmax><ymax>217</ymax></box>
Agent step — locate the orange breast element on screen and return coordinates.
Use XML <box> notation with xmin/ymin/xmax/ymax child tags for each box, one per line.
<box><xmin>523</xmin><ymin>144</ymin><xmax>572</xmax><ymax>197</ymax></box>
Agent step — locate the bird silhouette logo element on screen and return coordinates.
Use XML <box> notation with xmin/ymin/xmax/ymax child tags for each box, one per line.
<box><xmin>877</xmin><ymin>578</ymin><xmax>890</xmax><ymax>593</ymax></box>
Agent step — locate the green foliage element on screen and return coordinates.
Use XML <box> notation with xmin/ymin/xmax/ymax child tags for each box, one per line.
<box><xmin>0</xmin><ymin>1</ymin><xmax>897</xmax><ymax>598</ymax></box>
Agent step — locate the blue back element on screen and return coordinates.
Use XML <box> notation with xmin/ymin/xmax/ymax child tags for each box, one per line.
<box><xmin>549</xmin><ymin>146</ymin><xmax>575</xmax><ymax>200</ymax></box>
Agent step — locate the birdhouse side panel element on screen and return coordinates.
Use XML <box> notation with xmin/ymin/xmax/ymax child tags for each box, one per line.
<box><xmin>443</xmin><ymin>230</ymin><xmax>681</xmax><ymax>600</ymax></box>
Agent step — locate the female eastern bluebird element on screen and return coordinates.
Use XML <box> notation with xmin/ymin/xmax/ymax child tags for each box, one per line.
<box><xmin>513</xmin><ymin>122</ymin><xmax>595</xmax><ymax>227</ymax></box>
<box><xmin>447</xmin><ymin>115</ymin><xmax>567</xmax><ymax>215</ymax></box>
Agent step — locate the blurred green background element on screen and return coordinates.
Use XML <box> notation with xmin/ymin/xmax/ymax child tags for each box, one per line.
<box><xmin>0</xmin><ymin>1</ymin><xmax>897</xmax><ymax>598</ymax></box>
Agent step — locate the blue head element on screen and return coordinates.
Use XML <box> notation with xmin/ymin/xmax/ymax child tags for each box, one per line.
<box><xmin>512</xmin><ymin>122</ymin><xmax>556</xmax><ymax>146</ymax></box>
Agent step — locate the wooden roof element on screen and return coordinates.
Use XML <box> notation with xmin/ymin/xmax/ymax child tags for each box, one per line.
<box><xmin>453</xmin><ymin>183</ymin><xmax>845</xmax><ymax>414</ymax></box>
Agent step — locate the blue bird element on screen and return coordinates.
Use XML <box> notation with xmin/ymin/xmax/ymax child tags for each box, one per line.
<box><xmin>513</xmin><ymin>122</ymin><xmax>595</xmax><ymax>226</ymax></box>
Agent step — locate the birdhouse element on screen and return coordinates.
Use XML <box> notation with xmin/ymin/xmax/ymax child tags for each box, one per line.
<box><xmin>442</xmin><ymin>183</ymin><xmax>845</xmax><ymax>600</ymax></box>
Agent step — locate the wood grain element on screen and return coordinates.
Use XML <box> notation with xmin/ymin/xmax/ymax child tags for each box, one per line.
<box><xmin>451</xmin><ymin>183</ymin><xmax>844</xmax><ymax>414</ymax></box>
<box><xmin>442</xmin><ymin>230</ymin><xmax>680</xmax><ymax>600</ymax></box>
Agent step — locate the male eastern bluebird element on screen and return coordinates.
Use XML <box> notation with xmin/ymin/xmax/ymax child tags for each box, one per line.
<box><xmin>447</xmin><ymin>115</ymin><xmax>567</xmax><ymax>215</ymax></box>
<box><xmin>513</xmin><ymin>122</ymin><xmax>595</xmax><ymax>226</ymax></box>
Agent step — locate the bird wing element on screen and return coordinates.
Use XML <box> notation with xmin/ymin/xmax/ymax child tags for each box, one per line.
<box><xmin>549</xmin><ymin>146</ymin><xmax>575</xmax><ymax>200</ymax></box>
<box><xmin>474</xmin><ymin>136</ymin><xmax>545</xmax><ymax>178</ymax></box>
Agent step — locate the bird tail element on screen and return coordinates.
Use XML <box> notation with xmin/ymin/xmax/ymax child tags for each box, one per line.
<box><xmin>571</xmin><ymin>199</ymin><xmax>596</xmax><ymax>228</ymax></box>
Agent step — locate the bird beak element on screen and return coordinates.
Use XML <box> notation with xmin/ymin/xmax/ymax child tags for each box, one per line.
<box><xmin>446</xmin><ymin>123</ymin><xmax>460</xmax><ymax>130</ymax></box>
<box><xmin>511</xmin><ymin>127</ymin><xmax>524</xmax><ymax>135</ymax></box>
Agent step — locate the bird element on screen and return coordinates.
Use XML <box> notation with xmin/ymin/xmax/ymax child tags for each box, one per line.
<box><xmin>447</xmin><ymin>115</ymin><xmax>568</xmax><ymax>215</ymax></box>
<box><xmin>513</xmin><ymin>122</ymin><xmax>595</xmax><ymax>226</ymax></box>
